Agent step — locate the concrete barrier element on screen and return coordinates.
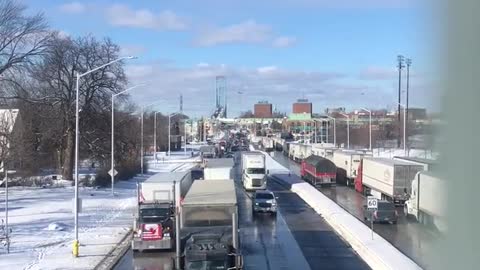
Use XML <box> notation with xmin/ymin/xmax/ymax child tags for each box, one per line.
<box><xmin>263</xmin><ymin>152</ymin><xmax>422</xmax><ymax>270</ymax></box>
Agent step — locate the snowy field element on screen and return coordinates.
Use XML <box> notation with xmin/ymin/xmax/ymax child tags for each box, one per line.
<box><xmin>0</xmin><ymin>155</ymin><xmax>196</xmax><ymax>270</ymax></box>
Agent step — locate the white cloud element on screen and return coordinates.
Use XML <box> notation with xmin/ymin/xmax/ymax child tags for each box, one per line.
<box><xmin>106</xmin><ymin>4</ymin><xmax>188</xmax><ymax>31</ymax></box>
<box><xmin>194</xmin><ymin>20</ymin><xmax>271</xmax><ymax>46</ymax></box>
<box><xmin>196</xmin><ymin>63</ymin><xmax>210</xmax><ymax>68</ymax></box>
<box><xmin>120</xmin><ymin>45</ymin><xmax>147</xmax><ymax>57</ymax></box>
<box><xmin>59</xmin><ymin>2</ymin><xmax>86</xmax><ymax>13</ymax></box>
<box><xmin>257</xmin><ymin>66</ymin><xmax>278</xmax><ymax>73</ymax></box>
<box><xmin>272</xmin><ymin>36</ymin><xmax>297</xmax><ymax>47</ymax></box>
<box><xmin>359</xmin><ymin>66</ymin><xmax>397</xmax><ymax>80</ymax></box>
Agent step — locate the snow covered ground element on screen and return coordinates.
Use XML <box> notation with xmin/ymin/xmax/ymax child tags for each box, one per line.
<box><xmin>371</xmin><ymin>148</ymin><xmax>438</xmax><ymax>159</ymax></box>
<box><xmin>0</xmin><ymin>153</ymin><xmax>196</xmax><ymax>270</ymax></box>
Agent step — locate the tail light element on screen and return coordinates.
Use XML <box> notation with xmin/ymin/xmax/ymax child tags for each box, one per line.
<box><xmin>373</xmin><ymin>211</ymin><xmax>378</xmax><ymax>219</ymax></box>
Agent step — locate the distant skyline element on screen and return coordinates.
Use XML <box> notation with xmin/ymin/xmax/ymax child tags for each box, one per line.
<box><xmin>25</xmin><ymin>0</ymin><xmax>437</xmax><ymax>117</ymax></box>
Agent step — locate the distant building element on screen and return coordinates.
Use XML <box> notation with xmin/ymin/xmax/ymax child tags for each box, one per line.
<box><xmin>292</xmin><ymin>98</ymin><xmax>312</xmax><ymax>115</ymax></box>
<box><xmin>254</xmin><ymin>101</ymin><xmax>273</xmax><ymax>118</ymax></box>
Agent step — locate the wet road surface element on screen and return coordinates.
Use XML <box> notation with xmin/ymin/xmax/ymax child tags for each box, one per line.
<box><xmin>271</xmin><ymin>150</ymin><xmax>440</xmax><ymax>269</ymax></box>
<box><xmin>114</xmin><ymin>152</ymin><xmax>369</xmax><ymax>270</ymax></box>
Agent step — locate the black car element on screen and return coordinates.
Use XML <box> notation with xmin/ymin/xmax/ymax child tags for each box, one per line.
<box><xmin>363</xmin><ymin>200</ymin><xmax>398</xmax><ymax>224</ymax></box>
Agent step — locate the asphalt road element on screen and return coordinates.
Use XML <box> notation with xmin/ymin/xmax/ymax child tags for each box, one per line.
<box><xmin>114</xmin><ymin>152</ymin><xmax>369</xmax><ymax>270</ymax></box>
<box><xmin>271</xmin><ymin>150</ymin><xmax>439</xmax><ymax>269</ymax></box>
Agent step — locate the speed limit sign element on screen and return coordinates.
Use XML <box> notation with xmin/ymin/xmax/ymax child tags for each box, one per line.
<box><xmin>367</xmin><ymin>196</ymin><xmax>378</xmax><ymax>210</ymax></box>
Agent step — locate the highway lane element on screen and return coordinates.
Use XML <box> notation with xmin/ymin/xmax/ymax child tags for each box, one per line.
<box><xmin>114</xmin><ymin>152</ymin><xmax>369</xmax><ymax>270</ymax></box>
<box><xmin>271</xmin><ymin>150</ymin><xmax>439</xmax><ymax>269</ymax></box>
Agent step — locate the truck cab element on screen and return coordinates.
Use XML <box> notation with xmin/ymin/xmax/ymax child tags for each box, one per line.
<box><xmin>132</xmin><ymin>202</ymin><xmax>174</xmax><ymax>251</ymax></box>
<box><xmin>241</xmin><ymin>152</ymin><xmax>267</xmax><ymax>190</ymax></box>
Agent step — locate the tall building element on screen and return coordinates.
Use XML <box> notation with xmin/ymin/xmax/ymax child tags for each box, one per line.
<box><xmin>292</xmin><ymin>98</ymin><xmax>312</xmax><ymax>115</ymax></box>
<box><xmin>254</xmin><ymin>101</ymin><xmax>273</xmax><ymax>118</ymax></box>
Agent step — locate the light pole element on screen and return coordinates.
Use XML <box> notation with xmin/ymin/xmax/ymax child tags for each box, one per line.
<box><xmin>74</xmin><ymin>55</ymin><xmax>136</xmax><ymax>257</ymax></box>
<box><xmin>111</xmin><ymin>83</ymin><xmax>145</xmax><ymax>196</ymax></box>
<box><xmin>360</xmin><ymin>108</ymin><xmax>372</xmax><ymax>150</ymax></box>
<box><xmin>184</xmin><ymin>119</ymin><xmax>187</xmax><ymax>156</ymax></box>
<box><xmin>340</xmin><ymin>113</ymin><xmax>350</xmax><ymax>149</ymax></box>
<box><xmin>327</xmin><ymin>116</ymin><xmax>336</xmax><ymax>146</ymax></box>
<box><xmin>140</xmin><ymin>99</ymin><xmax>165</xmax><ymax>174</ymax></box>
<box><xmin>398</xmin><ymin>103</ymin><xmax>407</xmax><ymax>156</ymax></box>
<box><xmin>169</xmin><ymin>112</ymin><xmax>181</xmax><ymax>156</ymax></box>
<box><xmin>153</xmin><ymin>111</ymin><xmax>162</xmax><ymax>162</ymax></box>
<box><xmin>406</xmin><ymin>58</ymin><xmax>412</xmax><ymax>150</ymax></box>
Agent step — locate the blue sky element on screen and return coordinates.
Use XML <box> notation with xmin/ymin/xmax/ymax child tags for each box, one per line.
<box><xmin>24</xmin><ymin>0</ymin><xmax>436</xmax><ymax>117</ymax></box>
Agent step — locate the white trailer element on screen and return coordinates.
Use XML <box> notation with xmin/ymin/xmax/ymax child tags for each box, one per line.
<box><xmin>393</xmin><ymin>156</ymin><xmax>438</xmax><ymax>171</ymax></box>
<box><xmin>262</xmin><ymin>137</ymin><xmax>274</xmax><ymax>151</ymax></box>
<box><xmin>241</xmin><ymin>152</ymin><xmax>267</xmax><ymax>190</ymax></box>
<box><xmin>311</xmin><ymin>144</ymin><xmax>338</xmax><ymax>161</ymax></box>
<box><xmin>288</xmin><ymin>143</ymin><xmax>311</xmax><ymax>162</ymax></box>
<box><xmin>405</xmin><ymin>171</ymin><xmax>447</xmax><ymax>232</ymax></box>
<box><xmin>333</xmin><ymin>150</ymin><xmax>370</xmax><ymax>186</ymax></box>
<box><xmin>361</xmin><ymin>157</ymin><xmax>424</xmax><ymax>204</ymax></box>
<box><xmin>203</xmin><ymin>158</ymin><xmax>234</xmax><ymax>180</ymax></box>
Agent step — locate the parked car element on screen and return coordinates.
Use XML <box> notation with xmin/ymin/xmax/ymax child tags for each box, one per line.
<box><xmin>252</xmin><ymin>190</ymin><xmax>278</xmax><ymax>215</ymax></box>
<box><xmin>363</xmin><ymin>200</ymin><xmax>398</xmax><ymax>224</ymax></box>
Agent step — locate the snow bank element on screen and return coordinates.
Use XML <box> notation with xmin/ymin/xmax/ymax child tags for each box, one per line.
<box><xmin>262</xmin><ymin>151</ymin><xmax>422</xmax><ymax>270</ymax></box>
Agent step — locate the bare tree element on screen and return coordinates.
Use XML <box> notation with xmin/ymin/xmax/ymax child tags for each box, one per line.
<box><xmin>5</xmin><ymin>35</ymin><xmax>127</xmax><ymax>180</ymax></box>
<box><xmin>0</xmin><ymin>0</ymin><xmax>51</xmax><ymax>76</ymax></box>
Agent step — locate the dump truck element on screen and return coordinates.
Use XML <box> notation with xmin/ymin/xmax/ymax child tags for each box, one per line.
<box><xmin>361</xmin><ymin>157</ymin><xmax>424</xmax><ymax>204</ymax></box>
<box><xmin>301</xmin><ymin>155</ymin><xmax>337</xmax><ymax>186</ymax></box>
<box><xmin>132</xmin><ymin>171</ymin><xmax>193</xmax><ymax>251</ymax></box>
<box><xmin>203</xmin><ymin>158</ymin><xmax>234</xmax><ymax>180</ymax></box>
<box><xmin>405</xmin><ymin>171</ymin><xmax>447</xmax><ymax>232</ymax></box>
<box><xmin>181</xmin><ymin>180</ymin><xmax>241</xmax><ymax>269</ymax></box>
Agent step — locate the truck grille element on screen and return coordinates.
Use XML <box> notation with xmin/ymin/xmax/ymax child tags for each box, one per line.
<box><xmin>258</xmin><ymin>202</ymin><xmax>271</xmax><ymax>208</ymax></box>
<box><xmin>252</xmin><ymin>179</ymin><xmax>262</xmax><ymax>187</ymax></box>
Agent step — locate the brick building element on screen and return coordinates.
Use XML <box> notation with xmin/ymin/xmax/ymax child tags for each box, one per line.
<box><xmin>292</xmin><ymin>99</ymin><xmax>312</xmax><ymax>115</ymax></box>
<box><xmin>254</xmin><ymin>101</ymin><xmax>273</xmax><ymax>118</ymax></box>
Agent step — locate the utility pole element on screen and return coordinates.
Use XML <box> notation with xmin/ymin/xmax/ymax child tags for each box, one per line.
<box><xmin>397</xmin><ymin>55</ymin><xmax>405</xmax><ymax>148</ymax></box>
<box><xmin>406</xmin><ymin>58</ymin><xmax>412</xmax><ymax>151</ymax></box>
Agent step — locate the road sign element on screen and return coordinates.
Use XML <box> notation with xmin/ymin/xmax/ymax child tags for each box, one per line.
<box><xmin>367</xmin><ymin>196</ymin><xmax>378</xmax><ymax>210</ymax></box>
<box><xmin>108</xmin><ymin>169</ymin><xmax>118</xmax><ymax>177</ymax></box>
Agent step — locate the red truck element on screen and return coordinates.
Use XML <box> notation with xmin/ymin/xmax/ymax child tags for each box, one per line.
<box><xmin>354</xmin><ymin>160</ymin><xmax>364</xmax><ymax>193</ymax></box>
<box><xmin>301</xmin><ymin>155</ymin><xmax>337</xmax><ymax>187</ymax></box>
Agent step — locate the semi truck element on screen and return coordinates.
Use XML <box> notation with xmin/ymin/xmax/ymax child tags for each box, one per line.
<box><xmin>301</xmin><ymin>155</ymin><xmax>337</xmax><ymax>186</ymax></box>
<box><xmin>132</xmin><ymin>171</ymin><xmax>193</xmax><ymax>251</ymax></box>
<box><xmin>181</xmin><ymin>180</ymin><xmax>241</xmax><ymax>269</ymax></box>
<box><xmin>405</xmin><ymin>171</ymin><xmax>447</xmax><ymax>232</ymax></box>
<box><xmin>199</xmin><ymin>145</ymin><xmax>216</xmax><ymax>159</ymax></box>
<box><xmin>203</xmin><ymin>158</ymin><xmax>234</xmax><ymax>180</ymax></box>
<box><xmin>361</xmin><ymin>157</ymin><xmax>424</xmax><ymax>204</ymax></box>
<box><xmin>241</xmin><ymin>152</ymin><xmax>267</xmax><ymax>190</ymax></box>
<box><xmin>261</xmin><ymin>137</ymin><xmax>274</xmax><ymax>152</ymax></box>
<box><xmin>333</xmin><ymin>150</ymin><xmax>371</xmax><ymax>186</ymax></box>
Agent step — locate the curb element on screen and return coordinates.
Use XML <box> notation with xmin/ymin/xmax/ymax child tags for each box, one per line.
<box><xmin>94</xmin><ymin>229</ymin><xmax>132</xmax><ymax>270</ymax></box>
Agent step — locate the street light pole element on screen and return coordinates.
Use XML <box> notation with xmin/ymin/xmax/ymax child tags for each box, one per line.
<box><xmin>184</xmin><ymin>120</ymin><xmax>187</xmax><ymax>157</ymax></box>
<box><xmin>398</xmin><ymin>103</ymin><xmax>407</xmax><ymax>156</ymax></box>
<box><xmin>340</xmin><ymin>113</ymin><xmax>350</xmax><ymax>149</ymax></box>
<box><xmin>111</xmin><ymin>84</ymin><xmax>145</xmax><ymax>196</ymax></box>
<box><xmin>361</xmin><ymin>108</ymin><xmax>372</xmax><ymax>150</ymax></box>
<box><xmin>74</xmin><ymin>55</ymin><xmax>136</xmax><ymax>257</ymax></box>
<box><xmin>327</xmin><ymin>116</ymin><xmax>336</xmax><ymax>146</ymax></box>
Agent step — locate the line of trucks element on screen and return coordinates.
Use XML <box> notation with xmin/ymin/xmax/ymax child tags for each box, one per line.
<box><xmin>132</xmin><ymin>163</ymin><xmax>242</xmax><ymax>270</ymax></box>
<box><xmin>267</xmin><ymin>136</ymin><xmax>446</xmax><ymax>232</ymax></box>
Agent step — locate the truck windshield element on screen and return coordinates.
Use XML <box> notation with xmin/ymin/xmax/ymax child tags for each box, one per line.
<box><xmin>140</xmin><ymin>208</ymin><xmax>170</xmax><ymax>223</ymax></box>
<box><xmin>256</xmin><ymin>193</ymin><xmax>274</xmax><ymax>200</ymax></box>
<box><xmin>187</xmin><ymin>261</ymin><xmax>226</xmax><ymax>270</ymax></box>
<box><xmin>247</xmin><ymin>168</ymin><xmax>265</xmax><ymax>174</ymax></box>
